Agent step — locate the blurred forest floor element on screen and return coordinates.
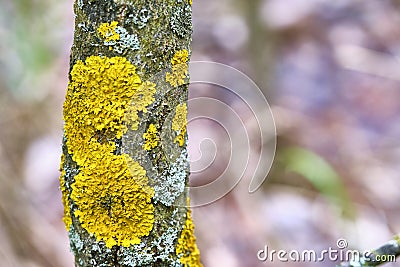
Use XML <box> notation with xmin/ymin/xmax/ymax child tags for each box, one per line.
<box><xmin>1</xmin><ymin>0</ymin><xmax>400</xmax><ymax>266</ymax></box>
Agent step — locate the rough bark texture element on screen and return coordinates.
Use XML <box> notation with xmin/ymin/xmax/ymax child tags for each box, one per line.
<box><xmin>59</xmin><ymin>0</ymin><xmax>202</xmax><ymax>266</ymax></box>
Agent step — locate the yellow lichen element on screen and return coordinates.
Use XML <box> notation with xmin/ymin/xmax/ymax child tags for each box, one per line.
<box><xmin>63</xmin><ymin>55</ymin><xmax>156</xmax><ymax>248</ymax></box>
<box><xmin>176</xmin><ymin>206</ymin><xmax>203</xmax><ymax>267</ymax></box>
<box><xmin>171</xmin><ymin>49</ymin><xmax>189</xmax><ymax>66</ymax></box>
<box><xmin>98</xmin><ymin>21</ymin><xmax>120</xmax><ymax>42</ymax></box>
<box><xmin>124</xmin><ymin>80</ymin><xmax>156</xmax><ymax>132</ymax></box>
<box><xmin>172</xmin><ymin>103</ymin><xmax>187</xmax><ymax>146</ymax></box>
<box><xmin>71</xmin><ymin>158</ymin><xmax>154</xmax><ymax>248</ymax></box>
<box><xmin>131</xmin><ymin>81</ymin><xmax>156</xmax><ymax>113</ymax></box>
<box><xmin>166</xmin><ymin>49</ymin><xmax>189</xmax><ymax>87</ymax></box>
<box><xmin>166</xmin><ymin>64</ymin><xmax>189</xmax><ymax>87</ymax></box>
<box><xmin>143</xmin><ymin>123</ymin><xmax>159</xmax><ymax>150</ymax></box>
<box><xmin>59</xmin><ymin>154</ymin><xmax>72</xmax><ymax>230</ymax></box>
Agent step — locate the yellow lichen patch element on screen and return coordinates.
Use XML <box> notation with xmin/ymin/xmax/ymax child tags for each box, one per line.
<box><xmin>143</xmin><ymin>124</ymin><xmax>159</xmax><ymax>150</ymax></box>
<box><xmin>65</xmin><ymin>56</ymin><xmax>144</xmax><ymax>147</ymax></box>
<box><xmin>176</xmin><ymin>208</ymin><xmax>203</xmax><ymax>267</ymax></box>
<box><xmin>98</xmin><ymin>21</ymin><xmax>120</xmax><ymax>42</ymax></box>
<box><xmin>166</xmin><ymin>64</ymin><xmax>189</xmax><ymax>87</ymax></box>
<box><xmin>59</xmin><ymin>154</ymin><xmax>72</xmax><ymax>230</ymax></box>
<box><xmin>124</xmin><ymin>80</ymin><xmax>156</xmax><ymax>131</ymax></box>
<box><xmin>63</xmin><ymin>55</ymin><xmax>156</xmax><ymax>248</ymax></box>
<box><xmin>71</xmin><ymin>157</ymin><xmax>154</xmax><ymax>248</ymax></box>
<box><xmin>172</xmin><ymin>103</ymin><xmax>187</xmax><ymax>146</ymax></box>
<box><xmin>131</xmin><ymin>81</ymin><xmax>156</xmax><ymax>113</ymax></box>
<box><xmin>171</xmin><ymin>49</ymin><xmax>189</xmax><ymax>66</ymax></box>
<box><xmin>166</xmin><ymin>49</ymin><xmax>189</xmax><ymax>87</ymax></box>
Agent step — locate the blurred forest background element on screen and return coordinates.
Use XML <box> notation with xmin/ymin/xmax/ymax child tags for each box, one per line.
<box><xmin>1</xmin><ymin>0</ymin><xmax>400</xmax><ymax>266</ymax></box>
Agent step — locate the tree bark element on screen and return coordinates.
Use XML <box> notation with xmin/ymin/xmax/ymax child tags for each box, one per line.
<box><xmin>59</xmin><ymin>0</ymin><xmax>202</xmax><ymax>266</ymax></box>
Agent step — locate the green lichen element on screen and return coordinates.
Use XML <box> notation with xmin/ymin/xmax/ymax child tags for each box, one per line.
<box><xmin>114</xmin><ymin>26</ymin><xmax>140</xmax><ymax>53</ymax></box>
<box><xmin>153</xmin><ymin>149</ymin><xmax>188</xmax><ymax>206</ymax></box>
<box><xmin>170</xmin><ymin>3</ymin><xmax>192</xmax><ymax>38</ymax></box>
<box><xmin>97</xmin><ymin>21</ymin><xmax>140</xmax><ymax>53</ymax></box>
<box><xmin>132</xmin><ymin>8</ymin><xmax>152</xmax><ymax>29</ymax></box>
<box><xmin>77</xmin><ymin>0</ymin><xmax>83</xmax><ymax>9</ymax></box>
<box><xmin>68</xmin><ymin>225</ymin><xmax>84</xmax><ymax>252</ymax></box>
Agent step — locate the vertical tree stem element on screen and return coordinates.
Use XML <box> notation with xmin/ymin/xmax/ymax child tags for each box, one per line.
<box><xmin>60</xmin><ymin>1</ymin><xmax>202</xmax><ymax>266</ymax></box>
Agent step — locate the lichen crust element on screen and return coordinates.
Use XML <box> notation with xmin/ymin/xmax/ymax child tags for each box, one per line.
<box><xmin>153</xmin><ymin>149</ymin><xmax>188</xmax><ymax>206</ymax></box>
<box><xmin>166</xmin><ymin>49</ymin><xmax>189</xmax><ymax>87</ymax></box>
<box><xmin>63</xmin><ymin>55</ymin><xmax>156</xmax><ymax>248</ymax></box>
<box><xmin>98</xmin><ymin>21</ymin><xmax>140</xmax><ymax>53</ymax></box>
<box><xmin>172</xmin><ymin>103</ymin><xmax>188</xmax><ymax>147</ymax></box>
<box><xmin>176</xmin><ymin>202</ymin><xmax>203</xmax><ymax>267</ymax></box>
<box><xmin>143</xmin><ymin>123</ymin><xmax>159</xmax><ymax>151</ymax></box>
<box><xmin>98</xmin><ymin>21</ymin><xmax>120</xmax><ymax>42</ymax></box>
<box><xmin>59</xmin><ymin>153</ymin><xmax>72</xmax><ymax>230</ymax></box>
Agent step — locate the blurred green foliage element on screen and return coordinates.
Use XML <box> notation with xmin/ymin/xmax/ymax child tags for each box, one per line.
<box><xmin>281</xmin><ymin>147</ymin><xmax>355</xmax><ymax>219</ymax></box>
<box><xmin>0</xmin><ymin>0</ymin><xmax>60</xmax><ymax>99</ymax></box>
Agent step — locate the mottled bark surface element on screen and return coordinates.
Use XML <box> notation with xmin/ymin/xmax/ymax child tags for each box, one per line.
<box><xmin>59</xmin><ymin>0</ymin><xmax>202</xmax><ymax>266</ymax></box>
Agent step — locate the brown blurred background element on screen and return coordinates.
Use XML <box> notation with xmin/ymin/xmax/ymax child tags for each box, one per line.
<box><xmin>1</xmin><ymin>0</ymin><xmax>400</xmax><ymax>266</ymax></box>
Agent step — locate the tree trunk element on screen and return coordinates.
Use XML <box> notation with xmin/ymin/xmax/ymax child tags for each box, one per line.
<box><xmin>59</xmin><ymin>0</ymin><xmax>202</xmax><ymax>266</ymax></box>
